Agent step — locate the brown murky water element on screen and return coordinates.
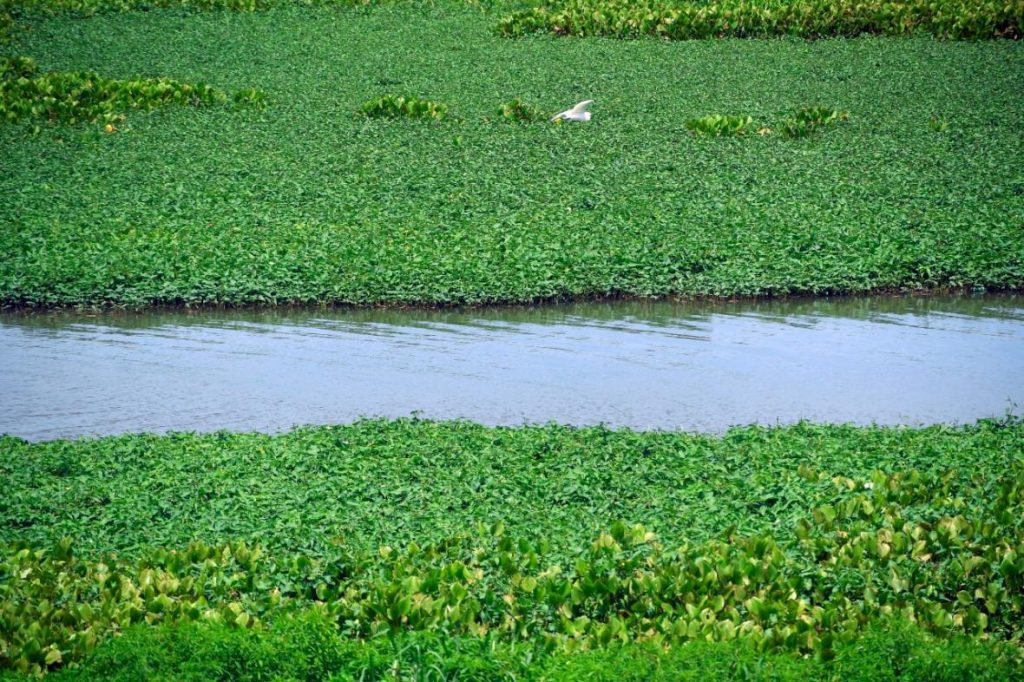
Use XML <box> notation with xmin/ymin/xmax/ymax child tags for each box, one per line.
<box><xmin>2</xmin><ymin>294</ymin><xmax>1022</xmax><ymax>440</ymax></box>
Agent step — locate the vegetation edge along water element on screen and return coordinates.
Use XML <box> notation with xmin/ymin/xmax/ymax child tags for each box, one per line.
<box><xmin>2</xmin><ymin>418</ymin><xmax>1023</xmax><ymax>676</ymax></box>
<box><xmin>2</xmin><ymin>285</ymin><xmax>1020</xmax><ymax>315</ymax></box>
<box><xmin>2</xmin><ymin>5</ymin><xmax>1023</xmax><ymax>310</ymax></box>
<box><xmin>3</xmin><ymin>1</ymin><xmax>1023</xmax><ymax>676</ymax></box>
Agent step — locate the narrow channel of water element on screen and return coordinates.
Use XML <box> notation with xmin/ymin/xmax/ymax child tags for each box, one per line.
<box><xmin>1</xmin><ymin>295</ymin><xmax>1022</xmax><ymax>441</ymax></box>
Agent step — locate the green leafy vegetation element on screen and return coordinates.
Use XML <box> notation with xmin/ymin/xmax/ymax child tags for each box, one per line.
<box><xmin>2</xmin><ymin>418</ymin><xmax>1023</xmax><ymax>674</ymax></box>
<box><xmin>5</xmin><ymin>419</ymin><xmax>1022</xmax><ymax>558</ymax></box>
<box><xmin>0</xmin><ymin>56</ymin><xmax>262</xmax><ymax>127</ymax></box>
<box><xmin>792</xmin><ymin>106</ymin><xmax>848</xmax><ymax>127</ymax></box>
<box><xmin>548</xmin><ymin>625</ymin><xmax>1023</xmax><ymax>682</ymax></box>
<box><xmin>0</xmin><ymin>0</ymin><xmax>405</xmax><ymax>19</ymax></box>
<box><xmin>930</xmin><ymin>115</ymin><xmax>951</xmax><ymax>133</ymax></box>
<box><xmin>361</xmin><ymin>93</ymin><xmax>449</xmax><ymax>120</ymax></box>
<box><xmin>2</xmin><ymin>417</ymin><xmax>1022</xmax><ymax>675</ymax></box>
<box><xmin>684</xmin><ymin>114</ymin><xmax>754</xmax><ymax>136</ymax></box>
<box><xmin>0</xmin><ymin>13</ymin><xmax>13</xmax><ymax>43</ymax></box>
<box><xmin>780</xmin><ymin>106</ymin><xmax>849</xmax><ymax>139</ymax></box>
<box><xmin>496</xmin><ymin>0</ymin><xmax>1024</xmax><ymax>40</ymax></box>
<box><xmin>684</xmin><ymin>108</ymin><xmax>849</xmax><ymax>139</ymax></box>
<box><xmin>1</xmin><ymin>8</ymin><xmax>1021</xmax><ymax>308</ymax></box>
<box><xmin>12</xmin><ymin>616</ymin><xmax>1020</xmax><ymax>681</ymax></box>
<box><xmin>2</xmin><ymin>0</ymin><xmax>1021</xmax><ymax>678</ymax></box>
<box><xmin>0</xmin><ymin>55</ymin><xmax>33</xmax><ymax>79</ymax></box>
<box><xmin>2</xmin><ymin>450</ymin><xmax>1023</xmax><ymax>674</ymax></box>
<box><xmin>231</xmin><ymin>86</ymin><xmax>266</xmax><ymax>108</ymax></box>
<box><xmin>497</xmin><ymin>97</ymin><xmax>545</xmax><ymax>123</ymax></box>
<box><xmin>35</xmin><ymin>615</ymin><xmax>544</xmax><ymax>681</ymax></box>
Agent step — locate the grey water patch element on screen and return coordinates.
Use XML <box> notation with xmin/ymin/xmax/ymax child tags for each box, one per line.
<box><xmin>1</xmin><ymin>294</ymin><xmax>1022</xmax><ymax>441</ymax></box>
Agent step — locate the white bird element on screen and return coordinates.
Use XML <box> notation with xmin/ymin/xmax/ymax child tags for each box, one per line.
<box><xmin>551</xmin><ymin>100</ymin><xmax>594</xmax><ymax>122</ymax></box>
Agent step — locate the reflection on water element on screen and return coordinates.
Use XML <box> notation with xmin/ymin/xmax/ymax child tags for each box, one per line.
<box><xmin>1</xmin><ymin>294</ymin><xmax>1022</xmax><ymax>440</ymax></box>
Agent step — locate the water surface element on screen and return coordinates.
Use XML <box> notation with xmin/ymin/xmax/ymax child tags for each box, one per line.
<box><xmin>2</xmin><ymin>295</ymin><xmax>1022</xmax><ymax>440</ymax></box>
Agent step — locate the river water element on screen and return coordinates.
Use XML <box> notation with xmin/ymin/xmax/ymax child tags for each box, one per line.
<box><xmin>1</xmin><ymin>294</ymin><xmax>1022</xmax><ymax>441</ymax></box>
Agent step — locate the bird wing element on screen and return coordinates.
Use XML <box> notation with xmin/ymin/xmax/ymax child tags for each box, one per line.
<box><xmin>569</xmin><ymin>100</ymin><xmax>594</xmax><ymax>115</ymax></box>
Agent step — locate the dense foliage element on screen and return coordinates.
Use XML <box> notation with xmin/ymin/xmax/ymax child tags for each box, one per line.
<box><xmin>496</xmin><ymin>97</ymin><xmax>546</xmax><ymax>123</ymax></box>
<box><xmin>361</xmin><ymin>94</ymin><xmax>449</xmax><ymax>120</ymax></box>
<box><xmin>496</xmin><ymin>0</ymin><xmax>1024</xmax><ymax>40</ymax></box>
<box><xmin>684</xmin><ymin>114</ymin><xmax>754</xmax><ymax>136</ymax></box>
<box><xmin>4</xmin><ymin>419</ymin><xmax>1022</xmax><ymax>557</ymax></box>
<box><xmin>780</xmin><ymin>106</ymin><xmax>849</xmax><ymax>138</ymax></box>
<box><xmin>1</xmin><ymin>0</ymin><xmax>1021</xmax><ymax>677</ymax></box>
<box><xmin>0</xmin><ymin>0</ymin><xmax>406</xmax><ymax>18</ymax></box>
<box><xmin>0</xmin><ymin>56</ymin><xmax>262</xmax><ymax>127</ymax></box>
<box><xmin>2</xmin><ymin>421</ymin><xmax>1022</xmax><ymax>675</ymax></box>
<box><xmin>2</xmin><ymin>455</ymin><xmax>1023</xmax><ymax>674</ymax></box>
<box><xmin>5</xmin><ymin>614</ymin><xmax>1019</xmax><ymax>681</ymax></box>
<box><xmin>683</xmin><ymin>108</ymin><xmax>849</xmax><ymax>137</ymax></box>
<box><xmin>0</xmin><ymin>617</ymin><xmax>1002</xmax><ymax>681</ymax></box>
<box><xmin>1</xmin><ymin>8</ymin><xmax>1021</xmax><ymax>308</ymax></box>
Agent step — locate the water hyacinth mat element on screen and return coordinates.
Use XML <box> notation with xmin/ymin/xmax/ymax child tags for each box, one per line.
<box><xmin>1</xmin><ymin>5</ymin><xmax>1022</xmax><ymax>308</ymax></box>
<box><xmin>2</xmin><ymin>419</ymin><xmax>1023</xmax><ymax>676</ymax></box>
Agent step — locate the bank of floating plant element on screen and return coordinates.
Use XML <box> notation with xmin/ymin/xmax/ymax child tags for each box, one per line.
<box><xmin>2</xmin><ymin>419</ymin><xmax>1024</xmax><ymax>676</ymax></box>
<box><xmin>495</xmin><ymin>0</ymin><xmax>1024</xmax><ymax>40</ymax></box>
<box><xmin>3</xmin><ymin>460</ymin><xmax>1024</xmax><ymax>675</ymax></box>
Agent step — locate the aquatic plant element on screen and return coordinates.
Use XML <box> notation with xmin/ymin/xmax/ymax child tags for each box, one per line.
<box><xmin>779</xmin><ymin>106</ymin><xmax>849</xmax><ymax>139</ymax></box>
<box><xmin>0</xmin><ymin>56</ymin><xmax>265</xmax><ymax>127</ymax></box>
<box><xmin>360</xmin><ymin>94</ymin><xmax>448</xmax><ymax>120</ymax></box>
<box><xmin>12</xmin><ymin>610</ymin><xmax>1022</xmax><ymax>680</ymax></box>
<box><xmin>497</xmin><ymin>97</ymin><xmax>546</xmax><ymax>123</ymax></box>
<box><xmin>930</xmin><ymin>115</ymin><xmax>950</xmax><ymax>132</ymax></box>
<box><xmin>684</xmin><ymin>114</ymin><xmax>754</xmax><ymax>136</ymax></box>
<box><xmin>2</xmin><ymin>457</ymin><xmax>1023</xmax><ymax>674</ymax></box>
<box><xmin>496</xmin><ymin>0</ymin><xmax>1024</xmax><ymax>40</ymax></box>
<box><xmin>1</xmin><ymin>11</ymin><xmax>1022</xmax><ymax>308</ymax></box>
<box><xmin>0</xmin><ymin>0</ymin><xmax>415</xmax><ymax>17</ymax></box>
<box><xmin>2</xmin><ymin>419</ymin><xmax>1021</xmax><ymax>565</ymax></box>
